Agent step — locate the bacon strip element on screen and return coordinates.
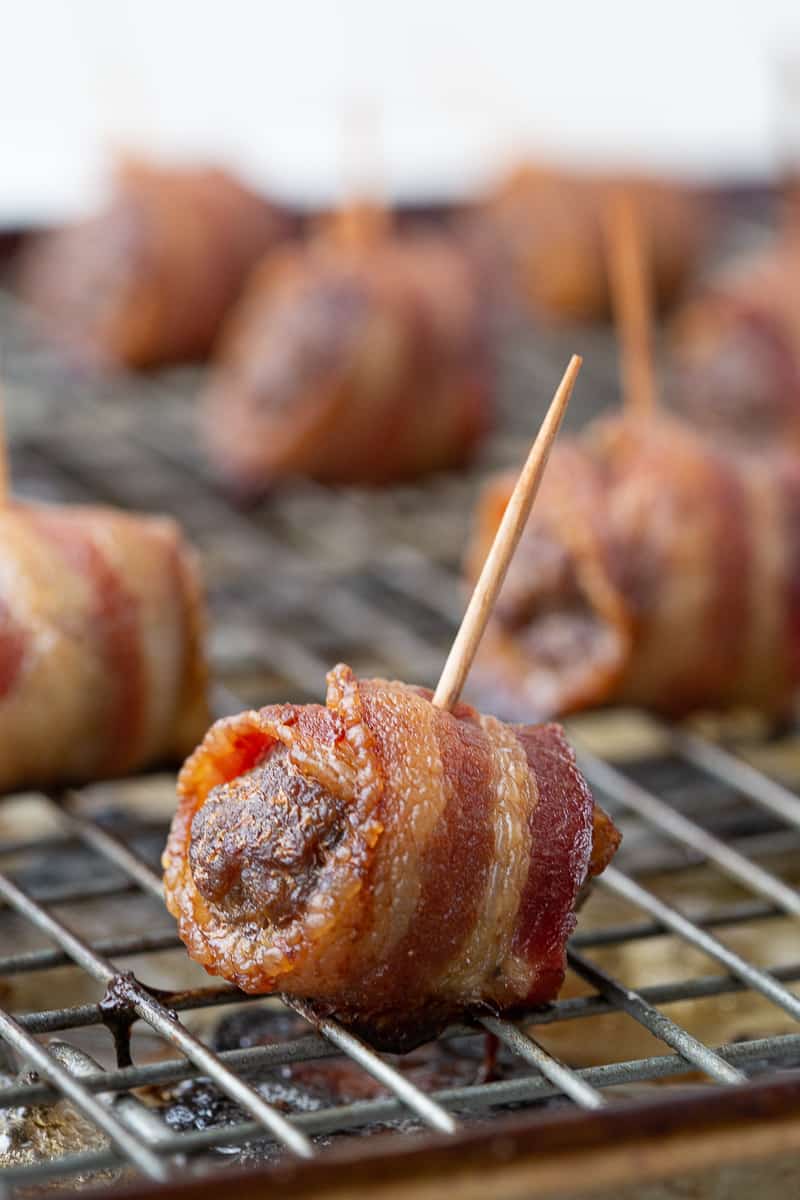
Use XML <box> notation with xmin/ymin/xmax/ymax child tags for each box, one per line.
<box><xmin>0</xmin><ymin>501</ymin><xmax>209</xmax><ymax>792</ymax></box>
<box><xmin>0</xmin><ymin>597</ymin><xmax>27</xmax><ymax>701</ymax></box>
<box><xmin>163</xmin><ymin>665</ymin><xmax>619</xmax><ymax>1050</ymax></box>
<box><xmin>468</xmin><ymin>413</ymin><xmax>800</xmax><ymax>721</ymax></box>
<box><xmin>203</xmin><ymin>228</ymin><xmax>491</xmax><ymax>490</ymax></box>
<box><xmin>512</xmin><ymin>725</ymin><xmax>595</xmax><ymax>1005</ymax></box>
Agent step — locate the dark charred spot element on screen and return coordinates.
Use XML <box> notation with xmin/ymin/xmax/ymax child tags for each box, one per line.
<box><xmin>189</xmin><ymin>745</ymin><xmax>347</xmax><ymax>924</ymax></box>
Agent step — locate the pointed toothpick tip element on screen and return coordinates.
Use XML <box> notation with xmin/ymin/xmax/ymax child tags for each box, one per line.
<box><xmin>432</xmin><ymin>354</ymin><xmax>581</xmax><ymax>712</ymax></box>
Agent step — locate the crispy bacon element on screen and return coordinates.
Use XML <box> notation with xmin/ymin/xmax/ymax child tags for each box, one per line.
<box><xmin>203</xmin><ymin>224</ymin><xmax>491</xmax><ymax>489</ymax></box>
<box><xmin>0</xmin><ymin>501</ymin><xmax>209</xmax><ymax>793</ymax></box>
<box><xmin>18</xmin><ymin>160</ymin><xmax>290</xmax><ymax>368</ymax></box>
<box><xmin>468</xmin><ymin>165</ymin><xmax>707</xmax><ymax>322</ymax></box>
<box><xmin>163</xmin><ymin>664</ymin><xmax>619</xmax><ymax>1050</ymax></box>
<box><xmin>468</xmin><ymin>413</ymin><xmax>800</xmax><ymax>721</ymax></box>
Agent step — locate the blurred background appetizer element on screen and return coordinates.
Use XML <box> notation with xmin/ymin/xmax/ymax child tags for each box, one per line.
<box><xmin>670</xmin><ymin>227</ymin><xmax>800</xmax><ymax>443</ymax></box>
<box><xmin>16</xmin><ymin>158</ymin><xmax>291</xmax><ymax>369</ymax></box>
<box><xmin>466</xmin><ymin>164</ymin><xmax>709</xmax><ymax>323</ymax></box>
<box><xmin>203</xmin><ymin>208</ymin><xmax>491</xmax><ymax>489</ymax></box>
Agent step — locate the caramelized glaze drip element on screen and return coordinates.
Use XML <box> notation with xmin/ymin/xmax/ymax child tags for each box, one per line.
<box><xmin>189</xmin><ymin>745</ymin><xmax>346</xmax><ymax>924</ymax></box>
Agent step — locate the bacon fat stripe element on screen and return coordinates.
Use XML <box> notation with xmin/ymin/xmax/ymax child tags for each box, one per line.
<box><xmin>0</xmin><ymin>502</ymin><xmax>209</xmax><ymax>793</ymax></box>
<box><xmin>468</xmin><ymin>413</ymin><xmax>800</xmax><ymax>722</ymax></box>
<box><xmin>163</xmin><ymin>664</ymin><xmax>619</xmax><ymax>1050</ymax></box>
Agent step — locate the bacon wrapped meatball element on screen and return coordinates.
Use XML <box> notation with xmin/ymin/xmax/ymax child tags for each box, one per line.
<box><xmin>18</xmin><ymin>159</ymin><xmax>290</xmax><ymax>368</ymax></box>
<box><xmin>470</xmin><ymin>164</ymin><xmax>707</xmax><ymax>323</ymax></box>
<box><xmin>468</xmin><ymin>413</ymin><xmax>800</xmax><ymax>721</ymax></box>
<box><xmin>163</xmin><ymin>664</ymin><xmax>619</xmax><ymax>1050</ymax></box>
<box><xmin>0</xmin><ymin>501</ymin><xmax>208</xmax><ymax>792</ymax></box>
<box><xmin>203</xmin><ymin>221</ymin><xmax>491</xmax><ymax>488</ymax></box>
<box><xmin>670</xmin><ymin>238</ymin><xmax>800</xmax><ymax>443</ymax></box>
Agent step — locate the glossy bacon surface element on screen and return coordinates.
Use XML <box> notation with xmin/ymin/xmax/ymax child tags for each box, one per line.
<box><xmin>0</xmin><ymin>502</ymin><xmax>208</xmax><ymax>792</ymax></box>
<box><xmin>18</xmin><ymin>160</ymin><xmax>290</xmax><ymax>368</ymax></box>
<box><xmin>203</xmin><ymin>226</ymin><xmax>490</xmax><ymax>489</ymax></box>
<box><xmin>163</xmin><ymin>664</ymin><xmax>618</xmax><ymax>1049</ymax></box>
<box><xmin>468</xmin><ymin>413</ymin><xmax>800</xmax><ymax>721</ymax></box>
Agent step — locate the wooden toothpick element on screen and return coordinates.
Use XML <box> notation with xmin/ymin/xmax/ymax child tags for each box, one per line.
<box><xmin>432</xmin><ymin>354</ymin><xmax>582</xmax><ymax>712</ymax></box>
<box><xmin>604</xmin><ymin>189</ymin><xmax>657</xmax><ymax>417</ymax></box>
<box><xmin>334</xmin><ymin>100</ymin><xmax>390</xmax><ymax>249</ymax></box>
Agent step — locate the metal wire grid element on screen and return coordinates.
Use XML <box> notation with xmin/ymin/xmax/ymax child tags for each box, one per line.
<box><xmin>0</xmin><ymin>293</ymin><xmax>798</xmax><ymax>1191</ymax></box>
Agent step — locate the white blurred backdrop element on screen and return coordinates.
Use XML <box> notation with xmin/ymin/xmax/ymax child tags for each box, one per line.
<box><xmin>2</xmin><ymin>0</ymin><xmax>800</xmax><ymax>223</ymax></box>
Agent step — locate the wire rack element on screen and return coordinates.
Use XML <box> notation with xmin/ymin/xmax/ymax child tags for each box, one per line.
<box><xmin>0</xmin><ymin>285</ymin><xmax>799</xmax><ymax>1196</ymax></box>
